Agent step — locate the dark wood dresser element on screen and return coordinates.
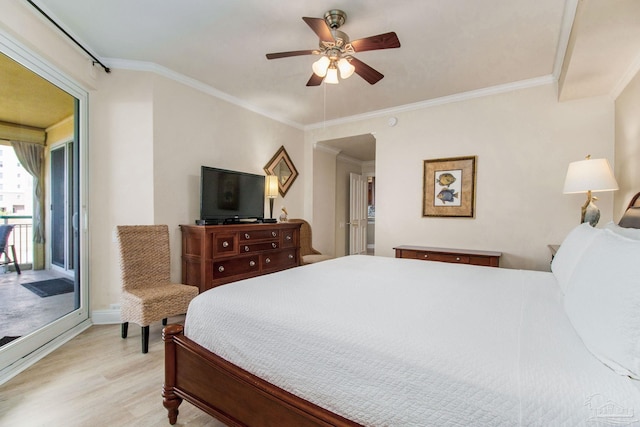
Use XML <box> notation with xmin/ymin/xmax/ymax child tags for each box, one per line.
<box><xmin>181</xmin><ymin>222</ymin><xmax>301</xmax><ymax>292</ymax></box>
<box><xmin>394</xmin><ymin>245</ymin><xmax>501</xmax><ymax>267</ymax></box>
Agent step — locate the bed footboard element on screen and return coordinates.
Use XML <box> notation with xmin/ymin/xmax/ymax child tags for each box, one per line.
<box><xmin>162</xmin><ymin>324</ymin><xmax>361</xmax><ymax>427</ymax></box>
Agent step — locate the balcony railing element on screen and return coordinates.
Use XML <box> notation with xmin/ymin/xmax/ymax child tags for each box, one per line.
<box><xmin>1</xmin><ymin>215</ymin><xmax>33</xmax><ymax>268</ymax></box>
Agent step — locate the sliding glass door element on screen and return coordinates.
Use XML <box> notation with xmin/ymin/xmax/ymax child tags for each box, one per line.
<box><xmin>0</xmin><ymin>31</ymin><xmax>89</xmax><ymax>380</ymax></box>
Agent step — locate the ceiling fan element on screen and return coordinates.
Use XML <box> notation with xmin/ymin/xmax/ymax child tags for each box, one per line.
<box><xmin>266</xmin><ymin>9</ymin><xmax>401</xmax><ymax>86</ymax></box>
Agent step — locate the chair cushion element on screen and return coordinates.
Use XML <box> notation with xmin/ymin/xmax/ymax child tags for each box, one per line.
<box><xmin>121</xmin><ymin>283</ymin><xmax>199</xmax><ymax>326</ymax></box>
<box><xmin>302</xmin><ymin>254</ymin><xmax>333</xmax><ymax>265</ymax></box>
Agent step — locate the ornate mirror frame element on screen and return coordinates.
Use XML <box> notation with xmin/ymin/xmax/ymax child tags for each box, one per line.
<box><xmin>264</xmin><ymin>145</ymin><xmax>298</xmax><ymax>197</ymax></box>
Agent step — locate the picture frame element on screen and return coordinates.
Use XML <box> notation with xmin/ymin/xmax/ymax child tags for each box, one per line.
<box><xmin>264</xmin><ymin>146</ymin><xmax>298</xmax><ymax>197</ymax></box>
<box><xmin>423</xmin><ymin>156</ymin><xmax>476</xmax><ymax>218</ymax></box>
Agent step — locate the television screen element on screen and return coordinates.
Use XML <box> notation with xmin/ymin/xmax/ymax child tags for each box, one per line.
<box><xmin>200</xmin><ymin>166</ymin><xmax>265</xmax><ymax>222</ymax></box>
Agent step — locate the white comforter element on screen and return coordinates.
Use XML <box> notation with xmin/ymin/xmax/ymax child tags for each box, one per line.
<box><xmin>185</xmin><ymin>255</ymin><xmax>640</xmax><ymax>426</ymax></box>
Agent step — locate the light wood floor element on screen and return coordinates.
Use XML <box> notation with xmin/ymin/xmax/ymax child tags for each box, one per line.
<box><xmin>0</xmin><ymin>318</ymin><xmax>227</xmax><ymax>426</ymax></box>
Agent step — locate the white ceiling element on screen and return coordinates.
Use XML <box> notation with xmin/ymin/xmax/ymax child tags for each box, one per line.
<box><xmin>31</xmin><ymin>0</ymin><xmax>573</xmax><ymax>128</ymax></box>
<box><xmin>6</xmin><ymin>1</ymin><xmax>640</xmax><ymax>160</ymax></box>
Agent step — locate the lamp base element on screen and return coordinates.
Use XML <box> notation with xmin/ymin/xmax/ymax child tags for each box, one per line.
<box><xmin>581</xmin><ymin>192</ymin><xmax>600</xmax><ymax>227</ymax></box>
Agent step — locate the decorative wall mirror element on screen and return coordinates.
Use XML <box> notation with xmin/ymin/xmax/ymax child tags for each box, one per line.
<box><xmin>264</xmin><ymin>145</ymin><xmax>298</xmax><ymax>197</ymax></box>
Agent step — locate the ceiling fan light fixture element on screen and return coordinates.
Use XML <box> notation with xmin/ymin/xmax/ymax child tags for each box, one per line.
<box><xmin>325</xmin><ymin>65</ymin><xmax>339</xmax><ymax>84</ymax></box>
<box><xmin>312</xmin><ymin>56</ymin><xmax>330</xmax><ymax>77</ymax></box>
<box><xmin>337</xmin><ymin>57</ymin><xmax>355</xmax><ymax>79</ymax></box>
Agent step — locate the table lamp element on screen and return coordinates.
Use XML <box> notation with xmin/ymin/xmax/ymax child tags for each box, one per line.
<box><xmin>563</xmin><ymin>155</ymin><xmax>618</xmax><ymax>226</ymax></box>
<box><xmin>265</xmin><ymin>175</ymin><xmax>279</xmax><ymax>223</ymax></box>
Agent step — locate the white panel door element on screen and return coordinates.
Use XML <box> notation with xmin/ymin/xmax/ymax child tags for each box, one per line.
<box><xmin>349</xmin><ymin>173</ymin><xmax>367</xmax><ymax>255</ymax></box>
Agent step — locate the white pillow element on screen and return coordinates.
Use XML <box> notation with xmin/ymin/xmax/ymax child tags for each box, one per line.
<box><xmin>604</xmin><ymin>220</ymin><xmax>640</xmax><ymax>240</ymax></box>
<box><xmin>563</xmin><ymin>229</ymin><xmax>640</xmax><ymax>379</ymax></box>
<box><xmin>551</xmin><ymin>223</ymin><xmax>602</xmax><ymax>294</ymax></box>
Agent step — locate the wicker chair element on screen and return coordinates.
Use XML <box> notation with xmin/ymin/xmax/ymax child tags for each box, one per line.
<box><xmin>116</xmin><ymin>225</ymin><xmax>199</xmax><ymax>353</ymax></box>
<box><xmin>0</xmin><ymin>224</ymin><xmax>20</xmax><ymax>274</ymax></box>
<box><xmin>287</xmin><ymin>219</ymin><xmax>333</xmax><ymax>265</ymax></box>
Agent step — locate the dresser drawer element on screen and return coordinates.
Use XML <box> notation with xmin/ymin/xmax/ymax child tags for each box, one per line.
<box><xmin>240</xmin><ymin>241</ymin><xmax>279</xmax><ymax>253</ymax></box>
<box><xmin>213</xmin><ymin>233</ymin><xmax>237</xmax><ymax>257</ymax></box>
<box><xmin>394</xmin><ymin>245</ymin><xmax>501</xmax><ymax>268</ymax></box>
<box><xmin>261</xmin><ymin>249</ymin><xmax>297</xmax><ymax>272</ymax></box>
<box><xmin>416</xmin><ymin>252</ymin><xmax>470</xmax><ymax>264</ymax></box>
<box><xmin>240</xmin><ymin>229</ymin><xmax>280</xmax><ymax>241</ymax></box>
<box><xmin>281</xmin><ymin>229</ymin><xmax>296</xmax><ymax>248</ymax></box>
<box><xmin>212</xmin><ymin>255</ymin><xmax>260</xmax><ymax>280</ymax></box>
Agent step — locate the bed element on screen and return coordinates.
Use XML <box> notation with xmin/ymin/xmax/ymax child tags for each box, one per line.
<box><xmin>163</xmin><ymin>194</ymin><xmax>640</xmax><ymax>426</ymax></box>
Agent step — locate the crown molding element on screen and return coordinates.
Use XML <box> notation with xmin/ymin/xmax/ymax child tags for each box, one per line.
<box><xmin>304</xmin><ymin>74</ymin><xmax>556</xmax><ymax>130</ymax></box>
<box><xmin>313</xmin><ymin>142</ymin><xmax>341</xmax><ymax>156</ymax></box>
<box><xmin>105</xmin><ymin>57</ymin><xmax>557</xmax><ymax>134</ymax></box>
<box><xmin>105</xmin><ymin>58</ymin><xmax>305</xmax><ymax>130</ymax></box>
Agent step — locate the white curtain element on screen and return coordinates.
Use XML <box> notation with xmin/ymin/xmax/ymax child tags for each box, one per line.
<box><xmin>11</xmin><ymin>140</ymin><xmax>44</xmax><ymax>244</ymax></box>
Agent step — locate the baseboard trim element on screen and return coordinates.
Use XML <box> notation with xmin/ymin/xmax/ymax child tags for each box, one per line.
<box><xmin>91</xmin><ymin>308</ymin><xmax>121</xmax><ymax>325</ymax></box>
<box><xmin>0</xmin><ymin>319</ymin><xmax>92</xmax><ymax>386</ymax></box>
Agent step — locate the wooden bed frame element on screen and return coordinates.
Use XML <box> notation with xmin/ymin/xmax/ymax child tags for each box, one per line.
<box><xmin>164</xmin><ymin>192</ymin><xmax>640</xmax><ymax>426</ymax></box>
<box><xmin>163</xmin><ymin>324</ymin><xmax>361</xmax><ymax>426</ymax></box>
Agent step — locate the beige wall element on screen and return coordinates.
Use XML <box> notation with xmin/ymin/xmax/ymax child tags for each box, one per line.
<box><xmin>307</xmin><ymin>84</ymin><xmax>615</xmax><ymax>271</ymax></box>
<box><xmin>614</xmin><ymin>69</ymin><xmax>640</xmax><ymax>218</ymax></box>
<box><xmin>312</xmin><ymin>145</ymin><xmax>337</xmax><ymax>256</ymax></box>
<box><xmin>151</xmin><ymin>74</ymin><xmax>305</xmax><ymax>284</ymax></box>
<box><xmin>89</xmin><ymin>69</ymin><xmax>156</xmax><ymax>309</ymax></box>
<box><xmin>88</xmin><ymin>70</ymin><xmax>306</xmax><ymax>310</ymax></box>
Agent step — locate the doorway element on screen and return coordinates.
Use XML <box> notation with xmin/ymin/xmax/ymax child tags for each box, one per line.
<box><xmin>314</xmin><ymin>134</ymin><xmax>376</xmax><ymax>258</ymax></box>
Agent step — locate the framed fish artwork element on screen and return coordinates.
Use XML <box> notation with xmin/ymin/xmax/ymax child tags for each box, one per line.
<box><xmin>423</xmin><ymin>156</ymin><xmax>476</xmax><ymax>218</ymax></box>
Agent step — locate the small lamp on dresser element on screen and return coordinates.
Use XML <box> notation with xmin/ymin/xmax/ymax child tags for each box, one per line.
<box><xmin>563</xmin><ymin>155</ymin><xmax>618</xmax><ymax>226</ymax></box>
<box><xmin>265</xmin><ymin>175</ymin><xmax>279</xmax><ymax>223</ymax></box>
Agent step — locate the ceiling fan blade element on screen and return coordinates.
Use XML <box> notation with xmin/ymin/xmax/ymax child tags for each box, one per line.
<box><xmin>350</xmin><ymin>32</ymin><xmax>401</xmax><ymax>52</ymax></box>
<box><xmin>350</xmin><ymin>57</ymin><xmax>384</xmax><ymax>85</ymax></box>
<box><xmin>302</xmin><ymin>17</ymin><xmax>334</xmax><ymax>41</ymax></box>
<box><xmin>266</xmin><ymin>50</ymin><xmax>317</xmax><ymax>60</ymax></box>
<box><xmin>306</xmin><ymin>73</ymin><xmax>324</xmax><ymax>86</ymax></box>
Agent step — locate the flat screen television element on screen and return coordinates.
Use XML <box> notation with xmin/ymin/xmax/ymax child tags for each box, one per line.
<box><xmin>199</xmin><ymin>166</ymin><xmax>265</xmax><ymax>223</ymax></box>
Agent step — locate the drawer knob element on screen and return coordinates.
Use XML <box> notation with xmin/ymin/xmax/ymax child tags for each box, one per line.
<box><xmin>423</xmin><ymin>255</ymin><xmax>429</xmax><ymax>259</ymax></box>
<box><xmin>218</xmin><ymin>266</ymin><xmax>224</xmax><ymax>273</ymax></box>
<box><xmin>456</xmin><ymin>257</ymin><xmax>461</xmax><ymax>261</ymax></box>
<box><xmin>244</xmin><ymin>246</ymin><xmax>250</xmax><ymax>252</ymax></box>
<box><xmin>245</xmin><ymin>233</ymin><xmax>250</xmax><ymax>239</ymax></box>
<box><xmin>249</xmin><ymin>260</ymin><xmax>256</xmax><ymax>267</ymax></box>
<box><xmin>272</xmin><ymin>231</ymin><xmax>277</xmax><ymax>237</ymax></box>
<box><xmin>272</xmin><ymin>242</ymin><xmax>277</xmax><ymax>248</ymax></box>
<box><xmin>265</xmin><ymin>258</ymin><xmax>271</xmax><ymax>264</ymax></box>
<box><xmin>288</xmin><ymin>254</ymin><xmax>294</xmax><ymax>260</ymax></box>
<box><xmin>286</xmin><ymin>235</ymin><xmax>292</xmax><ymax>241</ymax></box>
<box><xmin>222</xmin><ymin>241</ymin><xmax>229</xmax><ymax>248</ymax></box>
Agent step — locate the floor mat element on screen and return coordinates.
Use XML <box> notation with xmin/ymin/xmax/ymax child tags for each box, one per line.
<box><xmin>0</xmin><ymin>336</ymin><xmax>20</xmax><ymax>347</ymax></box>
<box><xmin>21</xmin><ymin>278</ymin><xmax>74</xmax><ymax>298</ymax></box>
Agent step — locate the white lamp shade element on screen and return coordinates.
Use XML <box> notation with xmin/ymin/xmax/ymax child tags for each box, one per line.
<box><xmin>563</xmin><ymin>157</ymin><xmax>619</xmax><ymax>194</ymax></box>
<box><xmin>312</xmin><ymin>56</ymin><xmax>330</xmax><ymax>77</ymax></box>
<box><xmin>337</xmin><ymin>58</ymin><xmax>355</xmax><ymax>79</ymax></box>
<box><xmin>265</xmin><ymin>175</ymin><xmax>279</xmax><ymax>198</ymax></box>
<box><xmin>325</xmin><ymin>66</ymin><xmax>339</xmax><ymax>84</ymax></box>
